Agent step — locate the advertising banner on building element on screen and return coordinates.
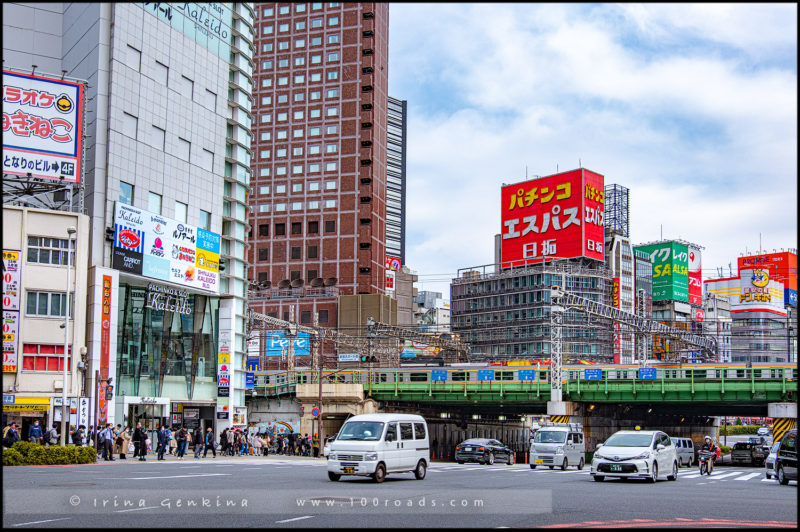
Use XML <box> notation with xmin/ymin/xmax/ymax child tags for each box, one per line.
<box><xmin>111</xmin><ymin>202</ymin><xmax>220</xmax><ymax>293</ymax></box>
<box><xmin>2</xmin><ymin>311</ymin><xmax>19</xmax><ymax>373</ymax></box>
<box><xmin>2</xmin><ymin>250</ymin><xmax>21</xmax><ymax>311</ymax></box>
<box><xmin>385</xmin><ymin>269</ymin><xmax>396</xmax><ymax>298</ymax></box>
<box><xmin>385</xmin><ymin>256</ymin><xmax>401</xmax><ymax>271</ymax></box>
<box><xmin>500</xmin><ymin>169</ymin><xmax>605</xmax><ymax>267</ymax></box>
<box><xmin>738</xmin><ymin>252</ymin><xmax>797</xmax><ymax>307</ymax></box>
<box><xmin>400</xmin><ymin>341</ymin><xmax>441</xmax><ymax>358</ymax></box>
<box><xmin>634</xmin><ymin>241</ymin><xmax>689</xmax><ymax>302</ymax></box>
<box><xmin>2</xmin><ymin>69</ymin><xmax>84</xmax><ymax>182</ymax></box>
<box><xmin>246</xmin><ymin>357</ymin><xmax>259</xmax><ymax>372</ymax></box>
<box><xmin>263</xmin><ymin>331</ymin><xmax>310</xmax><ymax>357</ymax></box>
<box><xmin>687</xmin><ymin>245</ymin><xmax>703</xmax><ymax>306</ymax></box>
<box><xmin>706</xmin><ymin>268</ymin><xmax>787</xmax><ymax>316</ymax></box>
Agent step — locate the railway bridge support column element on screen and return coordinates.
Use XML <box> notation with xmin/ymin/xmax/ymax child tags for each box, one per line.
<box><xmin>768</xmin><ymin>402</ymin><xmax>797</xmax><ymax>443</ymax></box>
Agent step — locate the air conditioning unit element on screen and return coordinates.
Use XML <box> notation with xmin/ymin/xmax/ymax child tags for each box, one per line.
<box><xmin>54</xmin><ymin>380</ymin><xmax>64</xmax><ymax>391</ymax></box>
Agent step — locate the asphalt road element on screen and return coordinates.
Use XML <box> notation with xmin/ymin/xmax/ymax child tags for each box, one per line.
<box><xmin>2</xmin><ymin>455</ymin><xmax>796</xmax><ymax>528</ymax></box>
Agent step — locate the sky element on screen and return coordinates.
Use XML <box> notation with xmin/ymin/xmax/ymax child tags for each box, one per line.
<box><xmin>387</xmin><ymin>3</ymin><xmax>798</xmax><ymax>299</ymax></box>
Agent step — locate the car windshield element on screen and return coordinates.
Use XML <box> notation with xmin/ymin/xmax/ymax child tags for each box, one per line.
<box><xmin>461</xmin><ymin>439</ymin><xmax>488</xmax><ymax>445</ymax></box>
<box><xmin>733</xmin><ymin>442</ymin><xmax>753</xmax><ymax>449</ymax></box>
<box><xmin>603</xmin><ymin>433</ymin><xmax>654</xmax><ymax>447</ymax></box>
<box><xmin>534</xmin><ymin>431</ymin><xmax>567</xmax><ymax>444</ymax></box>
<box><xmin>770</xmin><ymin>442</ymin><xmax>781</xmax><ymax>453</ymax></box>
<box><xmin>337</xmin><ymin>421</ymin><xmax>384</xmax><ymax>441</ymax></box>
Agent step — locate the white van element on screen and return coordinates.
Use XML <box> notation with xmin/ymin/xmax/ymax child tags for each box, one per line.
<box><xmin>529</xmin><ymin>422</ymin><xmax>586</xmax><ymax>470</ymax></box>
<box><xmin>326</xmin><ymin>413</ymin><xmax>429</xmax><ymax>483</ymax></box>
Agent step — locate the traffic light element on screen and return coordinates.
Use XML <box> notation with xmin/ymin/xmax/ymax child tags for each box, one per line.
<box><xmin>105</xmin><ymin>385</ymin><xmax>114</xmax><ymax>400</ymax></box>
<box><xmin>359</xmin><ymin>355</ymin><xmax>378</xmax><ymax>363</ymax></box>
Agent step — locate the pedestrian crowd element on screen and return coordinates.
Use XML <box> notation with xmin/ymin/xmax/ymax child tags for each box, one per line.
<box><xmin>4</xmin><ymin>421</ymin><xmax>322</xmax><ymax>461</ymax></box>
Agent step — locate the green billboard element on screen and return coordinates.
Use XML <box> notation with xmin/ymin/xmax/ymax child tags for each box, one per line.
<box><xmin>634</xmin><ymin>241</ymin><xmax>689</xmax><ymax>303</ymax></box>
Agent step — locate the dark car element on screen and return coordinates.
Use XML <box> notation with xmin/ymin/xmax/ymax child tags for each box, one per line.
<box><xmin>455</xmin><ymin>438</ymin><xmax>515</xmax><ymax>465</ymax></box>
<box><xmin>775</xmin><ymin>429</ymin><xmax>797</xmax><ymax>485</ymax></box>
<box><xmin>731</xmin><ymin>441</ymin><xmax>766</xmax><ymax>466</ymax></box>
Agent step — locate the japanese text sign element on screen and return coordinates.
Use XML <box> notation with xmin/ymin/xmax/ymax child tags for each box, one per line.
<box><xmin>2</xmin><ymin>250</ymin><xmax>21</xmax><ymax>311</ymax></box>
<box><xmin>738</xmin><ymin>251</ymin><xmax>797</xmax><ymax>307</ymax></box>
<box><xmin>3</xmin><ymin>70</ymin><xmax>83</xmax><ymax>182</ymax></box>
<box><xmin>634</xmin><ymin>241</ymin><xmax>689</xmax><ymax>303</ymax></box>
<box><xmin>501</xmin><ymin>169</ymin><xmax>605</xmax><ymax>267</ymax></box>
<box><xmin>687</xmin><ymin>245</ymin><xmax>703</xmax><ymax>306</ymax></box>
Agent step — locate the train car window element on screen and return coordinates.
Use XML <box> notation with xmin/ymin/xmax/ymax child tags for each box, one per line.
<box><xmin>410</xmin><ymin>372</ymin><xmax>428</xmax><ymax>382</ymax></box>
<box><xmin>753</xmin><ymin>369</ymin><xmax>761</xmax><ymax>378</ymax></box>
<box><xmin>379</xmin><ymin>373</ymin><xmax>388</xmax><ymax>383</ymax></box>
<box><xmin>451</xmin><ymin>371</ymin><xmax>466</xmax><ymax>382</ymax></box>
<box><xmin>498</xmin><ymin>371</ymin><xmax>514</xmax><ymax>381</ymax></box>
<box><xmin>736</xmin><ymin>370</ymin><xmax>744</xmax><ymax>378</ymax></box>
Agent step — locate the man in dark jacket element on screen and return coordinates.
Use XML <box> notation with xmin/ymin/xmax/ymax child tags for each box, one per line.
<box><xmin>203</xmin><ymin>427</ymin><xmax>217</xmax><ymax>458</ymax></box>
<box><xmin>176</xmin><ymin>426</ymin><xmax>188</xmax><ymax>460</ymax></box>
<box><xmin>3</xmin><ymin>423</ymin><xmax>21</xmax><ymax>447</ymax></box>
<box><xmin>193</xmin><ymin>427</ymin><xmax>204</xmax><ymax>459</ymax></box>
<box><xmin>71</xmin><ymin>425</ymin><xmax>84</xmax><ymax>446</ymax></box>
<box><xmin>133</xmin><ymin>422</ymin><xmax>147</xmax><ymax>461</ymax></box>
<box><xmin>219</xmin><ymin>428</ymin><xmax>228</xmax><ymax>456</ymax></box>
<box><xmin>156</xmin><ymin>425</ymin><xmax>167</xmax><ymax>460</ymax></box>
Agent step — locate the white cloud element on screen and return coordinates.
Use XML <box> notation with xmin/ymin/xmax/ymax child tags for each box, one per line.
<box><xmin>389</xmin><ymin>4</ymin><xmax>797</xmax><ymax>298</ymax></box>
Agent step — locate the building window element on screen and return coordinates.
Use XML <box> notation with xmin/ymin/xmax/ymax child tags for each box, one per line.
<box><xmin>311</xmin><ymin>54</ymin><xmax>322</xmax><ymax>65</ymax></box>
<box><xmin>308</xmin><ymin>221</ymin><xmax>319</xmax><ymax>233</ymax></box>
<box><xmin>258</xmin><ymin>248</ymin><xmax>269</xmax><ymax>261</ymax></box>
<box><xmin>263</xmin><ymin>7</ymin><xmax>273</xmax><ymax>16</ymax></box>
<box><xmin>260</xmin><ymin>131</ymin><xmax>271</xmax><ymax>141</ymax></box>
<box><xmin>279</xmin><ymin>23</ymin><xmax>289</xmax><ymax>32</ymax></box>
<box><xmin>292</xmin><ymin>183</ymin><xmax>303</xmax><ymax>193</ymax></box>
<box><xmin>325</xmin><ymin>199</ymin><xmax>337</xmax><ymax>208</ymax></box>
<box><xmin>121</xmin><ymin>112</ymin><xmax>138</xmax><ymax>139</ymax></box>
<box><xmin>308</xmin><ymin>201</ymin><xmax>319</xmax><ymax>209</ymax></box>
<box><xmin>293</xmin><ymin>165</ymin><xmax>303</xmax><ymax>174</ymax></box>
<box><xmin>199</xmin><ymin>210</ymin><xmax>211</xmax><ymax>230</ymax></box>
<box><xmin>148</xmin><ymin>192</ymin><xmax>162</xmax><ymax>214</ymax></box>
<box><xmin>277</xmin><ymin>112</ymin><xmax>288</xmax><ymax>121</ymax></box>
<box><xmin>262</xmin><ymin>43</ymin><xmax>273</xmax><ymax>52</ymax></box>
<box><xmin>324</xmin><ymin>220</ymin><xmax>336</xmax><ymax>233</ymax></box>
<box><xmin>327</xmin><ymin>88</ymin><xmax>338</xmax><ymax>98</ymax></box>
<box><xmin>26</xmin><ymin>236</ymin><xmax>75</xmax><ymax>266</ymax></box>
<box><xmin>260</xmin><ymin>149</ymin><xmax>271</xmax><ymax>159</ymax></box>
<box><xmin>293</xmin><ymin>147</ymin><xmax>304</xmax><ymax>156</ymax></box>
<box><xmin>296</xmin><ymin>21</ymin><xmax>306</xmax><ymax>30</ymax></box>
<box><xmin>309</xmin><ymin>163</ymin><xmax>320</xmax><ymax>173</ymax></box>
<box><xmin>326</xmin><ymin>125</ymin><xmax>338</xmax><ymax>134</ymax></box>
<box><xmin>278</xmin><ymin>76</ymin><xmax>288</xmax><ymax>86</ymax></box>
<box><xmin>277</xmin><ymin>94</ymin><xmax>288</xmax><ymax>104</ymax></box>
<box><xmin>21</xmin><ymin>344</ymin><xmax>72</xmax><ymax>372</ymax></box>
<box><xmin>325</xmin><ymin>162</ymin><xmax>337</xmax><ymax>171</ymax></box>
<box><xmin>310</xmin><ymin>109</ymin><xmax>321</xmax><ymax>118</ymax></box>
<box><xmin>328</xmin><ymin>34</ymin><xmax>339</xmax><ymax>44</ymax></box>
<box><xmin>294</xmin><ymin>92</ymin><xmax>305</xmax><ymax>102</ymax></box>
<box><xmin>294</xmin><ymin>110</ymin><xmax>304</xmax><ymax>120</ymax></box>
<box><xmin>258</xmin><ymin>204</ymin><xmax>270</xmax><ymax>213</ymax></box>
<box><xmin>326</xmin><ymin>143</ymin><xmax>337</xmax><ymax>153</ymax></box>
<box><xmin>276</xmin><ymin>148</ymin><xmax>287</xmax><ymax>158</ymax></box>
<box><xmin>293</xmin><ymin>128</ymin><xmax>304</xmax><ymax>138</ymax></box>
<box><xmin>309</xmin><ymin>182</ymin><xmax>320</xmax><ymax>191</ymax></box>
<box><xmin>291</xmin><ymin>202</ymin><xmax>303</xmax><ymax>211</ymax></box>
<box><xmin>328</xmin><ymin>16</ymin><xmax>339</xmax><ymax>26</ymax></box>
<box><xmin>312</xmin><ymin>18</ymin><xmax>323</xmax><ymax>28</ymax></box>
<box><xmin>276</xmin><ymin>184</ymin><xmax>286</xmax><ymax>194</ymax></box>
<box><xmin>309</xmin><ymin>145</ymin><xmax>321</xmax><ymax>155</ymax></box>
<box><xmin>276</xmin><ymin>166</ymin><xmax>287</xmax><ymax>176</ymax></box>
<box><xmin>291</xmin><ymin>247</ymin><xmax>301</xmax><ymax>260</ymax></box>
<box><xmin>307</xmin><ymin>269</ymin><xmax>318</xmax><ymax>282</ymax></box>
<box><xmin>277</xmin><ymin>130</ymin><xmax>288</xmax><ymax>140</ymax></box>
<box><xmin>295</xmin><ymin>38</ymin><xmax>306</xmax><ymax>48</ymax></box>
<box><xmin>327</xmin><ymin>52</ymin><xmax>339</xmax><ymax>62</ymax></box>
<box><xmin>258</xmin><ymin>224</ymin><xmax>270</xmax><ymax>236</ymax></box>
<box><xmin>325</xmin><ymin>180</ymin><xmax>337</xmax><ymax>190</ymax></box>
<box><xmin>326</xmin><ymin>107</ymin><xmax>338</xmax><ymax>117</ymax></box>
<box><xmin>296</xmin><ymin>4</ymin><xmax>306</xmax><ymax>12</ymax></box>
<box><xmin>278</xmin><ymin>58</ymin><xmax>289</xmax><ymax>68</ymax></box>
<box><xmin>311</xmin><ymin>36</ymin><xmax>322</xmax><ymax>46</ymax></box>
<box><xmin>175</xmin><ymin>201</ymin><xmax>188</xmax><ymax>223</ymax></box>
<box><xmin>310</xmin><ymin>90</ymin><xmax>321</xmax><ymax>100</ymax></box>
<box><xmin>309</xmin><ymin>127</ymin><xmax>321</xmax><ymax>136</ymax></box>
<box><xmin>279</xmin><ymin>5</ymin><xmax>290</xmax><ymax>14</ymax></box>
<box><xmin>26</xmin><ymin>291</ymin><xmax>73</xmax><ymax>318</ymax></box>
<box><xmin>275</xmin><ymin>203</ymin><xmax>287</xmax><ymax>212</ymax></box>
<box><xmin>318</xmin><ymin>309</ymin><xmax>329</xmax><ymax>323</ymax></box>
<box><xmin>275</xmin><ymin>223</ymin><xmax>286</xmax><ymax>236</ymax></box>
<box><xmin>279</xmin><ymin>41</ymin><xmax>289</xmax><ymax>50</ymax></box>
<box><xmin>310</xmin><ymin>72</ymin><xmax>321</xmax><ymax>82</ymax></box>
<box><xmin>294</xmin><ymin>74</ymin><xmax>305</xmax><ymax>84</ymax></box>
<box><xmin>327</xmin><ymin>70</ymin><xmax>338</xmax><ymax>80</ymax></box>
<box><xmin>308</xmin><ymin>246</ymin><xmax>318</xmax><ymax>259</ymax></box>
<box><xmin>294</xmin><ymin>56</ymin><xmax>305</xmax><ymax>67</ymax></box>
<box><xmin>260</xmin><ymin>167</ymin><xmax>271</xmax><ymax>177</ymax></box>
<box><xmin>119</xmin><ymin>181</ymin><xmax>134</xmax><ymax>205</ymax></box>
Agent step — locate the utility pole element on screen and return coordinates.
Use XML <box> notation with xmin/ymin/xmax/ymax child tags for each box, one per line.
<box><xmin>314</xmin><ymin>313</ymin><xmax>322</xmax><ymax>447</ymax></box>
<box><xmin>61</xmin><ymin>224</ymin><xmax>76</xmax><ymax>445</ymax></box>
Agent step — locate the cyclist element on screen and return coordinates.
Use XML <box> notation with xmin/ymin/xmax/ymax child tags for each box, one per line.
<box><xmin>700</xmin><ymin>436</ymin><xmax>720</xmax><ymax>473</ymax></box>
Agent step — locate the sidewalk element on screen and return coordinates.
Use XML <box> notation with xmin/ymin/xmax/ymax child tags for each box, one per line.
<box><xmin>92</xmin><ymin>451</ymin><xmax>326</xmax><ymax>464</ymax></box>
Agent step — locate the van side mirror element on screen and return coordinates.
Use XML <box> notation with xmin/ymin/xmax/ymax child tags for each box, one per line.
<box><xmin>596</xmin><ymin>443</ymin><xmax>603</xmax><ymax>449</ymax></box>
<box><xmin>386</xmin><ymin>433</ymin><xmax>394</xmax><ymax>442</ymax></box>
<box><xmin>657</xmin><ymin>444</ymin><xmax>665</xmax><ymax>451</ymax></box>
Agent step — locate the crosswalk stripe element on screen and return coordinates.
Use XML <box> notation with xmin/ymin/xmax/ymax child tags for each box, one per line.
<box><xmin>706</xmin><ymin>471</ymin><xmax>746</xmax><ymax>480</ymax></box>
<box><xmin>761</xmin><ymin>477</ymin><xmax>774</xmax><ymax>482</ymax></box>
<box><xmin>734</xmin><ymin>472</ymin><xmax>762</xmax><ymax>481</ymax></box>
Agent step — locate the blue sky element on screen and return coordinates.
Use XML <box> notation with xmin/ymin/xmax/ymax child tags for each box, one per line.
<box><xmin>387</xmin><ymin>3</ymin><xmax>798</xmax><ymax>298</ymax></box>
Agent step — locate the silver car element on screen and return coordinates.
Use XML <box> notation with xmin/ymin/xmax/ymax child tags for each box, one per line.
<box><xmin>765</xmin><ymin>441</ymin><xmax>781</xmax><ymax>479</ymax></box>
<box><xmin>591</xmin><ymin>430</ymin><xmax>679</xmax><ymax>483</ymax></box>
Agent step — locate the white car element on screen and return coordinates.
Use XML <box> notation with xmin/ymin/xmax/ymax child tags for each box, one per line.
<box><xmin>765</xmin><ymin>441</ymin><xmax>781</xmax><ymax>479</ymax></box>
<box><xmin>757</xmin><ymin>427</ymin><xmax>770</xmax><ymax>437</ymax></box>
<box><xmin>591</xmin><ymin>430</ymin><xmax>679</xmax><ymax>483</ymax></box>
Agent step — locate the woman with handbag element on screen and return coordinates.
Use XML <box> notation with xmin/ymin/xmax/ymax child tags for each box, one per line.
<box><xmin>119</xmin><ymin>427</ymin><xmax>131</xmax><ymax>459</ymax></box>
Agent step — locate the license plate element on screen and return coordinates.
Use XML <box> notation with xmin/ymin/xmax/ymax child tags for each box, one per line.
<box><xmin>464</xmin><ymin>447</ymin><xmax>472</xmax><ymax>451</ymax></box>
<box><xmin>534</xmin><ymin>459</ymin><xmax>543</xmax><ymax>465</ymax></box>
<box><xmin>610</xmin><ymin>464</ymin><xmax>623</xmax><ymax>472</ymax></box>
<box><xmin>343</xmin><ymin>467</ymin><xmax>354</xmax><ymax>474</ymax></box>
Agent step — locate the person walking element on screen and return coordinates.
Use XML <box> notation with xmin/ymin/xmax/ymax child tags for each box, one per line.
<box><xmin>227</xmin><ymin>428</ymin><xmax>235</xmax><ymax>456</ymax></box>
<box><xmin>133</xmin><ymin>422</ymin><xmax>147</xmax><ymax>461</ymax></box>
<box><xmin>238</xmin><ymin>430</ymin><xmax>248</xmax><ymax>456</ymax></box>
<box><xmin>203</xmin><ymin>427</ymin><xmax>217</xmax><ymax>458</ymax></box>
<box><xmin>219</xmin><ymin>428</ymin><xmax>228</xmax><ymax>456</ymax></box>
<box><xmin>28</xmin><ymin>419</ymin><xmax>44</xmax><ymax>444</ymax></box>
<box><xmin>119</xmin><ymin>427</ymin><xmax>131</xmax><ymax>459</ymax></box>
<box><xmin>46</xmin><ymin>425</ymin><xmax>60</xmax><ymax>447</ymax></box>
<box><xmin>169</xmin><ymin>429</ymin><xmax>177</xmax><ymax>456</ymax></box>
<box><xmin>252</xmin><ymin>432</ymin><xmax>261</xmax><ymax>456</ymax></box>
<box><xmin>165</xmin><ymin>427</ymin><xmax>173</xmax><ymax>455</ymax></box>
<box><xmin>156</xmin><ymin>425</ymin><xmax>167</xmax><ymax>460</ymax></box>
<box><xmin>193</xmin><ymin>426</ymin><xmax>204</xmax><ymax>459</ymax></box>
<box><xmin>70</xmin><ymin>425</ymin><xmax>83</xmax><ymax>446</ymax></box>
<box><xmin>176</xmin><ymin>426</ymin><xmax>188</xmax><ymax>460</ymax></box>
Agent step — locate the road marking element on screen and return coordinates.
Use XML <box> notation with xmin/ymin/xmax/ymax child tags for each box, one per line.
<box><xmin>735</xmin><ymin>472</ymin><xmax>762</xmax><ymax>481</ymax></box>
<box><xmin>707</xmin><ymin>471</ymin><xmax>746</xmax><ymax>480</ymax></box>
<box><xmin>117</xmin><ymin>473</ymin><xmax>231</xmax><ymax>480</ymax></box>
<box><xmin>11</xmin><ymin>518</ymin><xmax>72</xmax><ymax>527</ymax></box>
<box><xmin>275</xmin><ymin>516</ymin><xmax>313</xmax><ymax>523</ymax></box>
<box><xmin>761</xmin><ymin>477</ymin><xmax>774</xmax><ymax>482</ymax></box>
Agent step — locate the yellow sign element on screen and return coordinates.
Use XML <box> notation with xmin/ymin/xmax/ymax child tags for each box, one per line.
<box><xmin>2</xmin><ymin>396</ymin><xmax>50</xmax><ymax>412</ymax></box>
<box><xmin>218</xmin><ymin>353</ymin><xmax>230</xmax><ymax>364</ymax></box>
<box><xmin>751</xmin><ymin>269</ymin><xmax>769</xmax><ymax>287</ymax></box>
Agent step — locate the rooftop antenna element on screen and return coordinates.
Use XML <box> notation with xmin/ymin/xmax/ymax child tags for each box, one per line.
<box><xmin>579</xmin><ymin>158</ymin><xmax>582</xmax><ymax>168</ymax></box>
<box><xmin>31</xmin><ymin>64</ymin><xmax>37</xmax><ymax>76</ymax></box>
<box><xmin>525</xmin><ymin>165</ymin><xmax>528</xmax><ymax>179</ymax></box>
<box><xmin>660</xmin><ymin>225</ymin><xmax>663</xmax><ymax>240</ymax></box>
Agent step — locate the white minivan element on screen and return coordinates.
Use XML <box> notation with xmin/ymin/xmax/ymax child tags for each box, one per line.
<box><xmin>529</xmin><ymin>422</ymin><xmax>586</xmax><ymax>470</ymax></box>
<box><xmin>326</xmin><ymin>413</ymin><xmax>429</xmax><ymax>483</ymax></box>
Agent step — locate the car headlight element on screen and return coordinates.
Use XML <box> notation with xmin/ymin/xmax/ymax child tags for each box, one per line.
<box><xmin>365</xmin><ymin>452</ymin><xmax>378</xmax><ymax>461</ymax></box>
<box><xmin>633</xmin><ymin>452</ymin><xmax>651</xmax><ymax>460</ymax></box>
<box><xmin>593</xmin><ymin>453</ymin><xmax>605</xmax><ymax>461</ymax></box>
<box><xmin>329</xmin><ymin>453</ymin><xmax>336</xmax><ymax>460</ymax></box>
<box><xmin>555</xmin><ymin>447</ymin><xmax>564</xmax><ymax>454</ymax></box>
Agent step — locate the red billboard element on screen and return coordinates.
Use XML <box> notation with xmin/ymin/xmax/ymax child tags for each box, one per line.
<box><xmin>687</xmin><ymin>245</ymin><xmax>703</xmax><ymax>306</ymax></box>
<box><xmin>738</xmin><ymin>251</ymin><xmax>797</xmax><ymax>307</ymax></box>
<box><xmin>501</xmin><ymin>169</ymin><xmax>605</xmax><ymax>267</ymax></box>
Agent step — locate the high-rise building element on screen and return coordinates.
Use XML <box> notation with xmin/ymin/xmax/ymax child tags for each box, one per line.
<box><xmin>386</xmin><ymin>96</ymin><xmax>407</xmax><ymax>264</ymax></box>
<box><xmin>604</xmin><ymin>185</ymin><xmax>634</xmax><ymax>364</ymax></box>
<box><xmin>3</xmin><ymin>2</ymin><xmax>255</xmax><ymax>437</ymax></box>
<box><xmin>248</xmin><ymin>3</ymin><xmax>390</xmax><ymax>361</ymax></box>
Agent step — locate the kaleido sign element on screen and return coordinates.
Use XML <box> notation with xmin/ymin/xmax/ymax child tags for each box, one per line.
<box><xmin>144</xmin><ymin>283</ymin><xmax>192</xmax><ymax>315</ymax></box>
<box><xmin>112</xmin><ymin>202</ymin><xmax>220</xmax><ymax>293</ymax></box>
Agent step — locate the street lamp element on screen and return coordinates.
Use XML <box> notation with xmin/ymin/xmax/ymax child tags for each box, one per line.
<box><xmin>61</xmin><ymin>225</ymin><xmax>76</xmax><ymax>446</ymax></box>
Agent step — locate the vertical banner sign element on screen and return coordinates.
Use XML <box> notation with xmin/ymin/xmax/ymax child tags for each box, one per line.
<box><xmin>613</xmin><ymin>277</ymin><xmax>621</xmax><ymax>364</ymax></box>
<box><xmin>385</xmin><ymin>269</ymin><xmax>396</xmax><ymax>298</ymax></box>
<box><xmin>3</xmin><ymin>251</ymin><xmax>21</xmax><ymax>311</ymax></box>
<box><xmin>2</xmin><ymin>250</ymin><xmax>21</xmax><ymax>373</ymax></box>
<box><xmin>99</xmin><ymin>275</ymin><xmax>112</xmax><ymax>424</ymax></box>
<box><xmin>78</xmin><ymin>397</ymin><xmax>90</xmax><ymax>429</ymax></box>
<box><xmin>2</xmin><ymin>311</ymin><xmax>19</xmax><ymax>373</ymax></box>
<box><xmin>500</xmin><ymin>169</ymin><xmax>605</xmax><ymax>267</ymax></box>
<box><xmin>687</xmin><ymin>245</ymin><xmax>703</xmax><ymax>306</ymax></box>
<box><xmin>2</xmin><ymin>69</ymin><xmax>84</xmax><ymax>182</ymax></box>
<box><xmin>217</xmin><ymin>328</ymin><xmax>231</xmax><ymax>411</ymax></box>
